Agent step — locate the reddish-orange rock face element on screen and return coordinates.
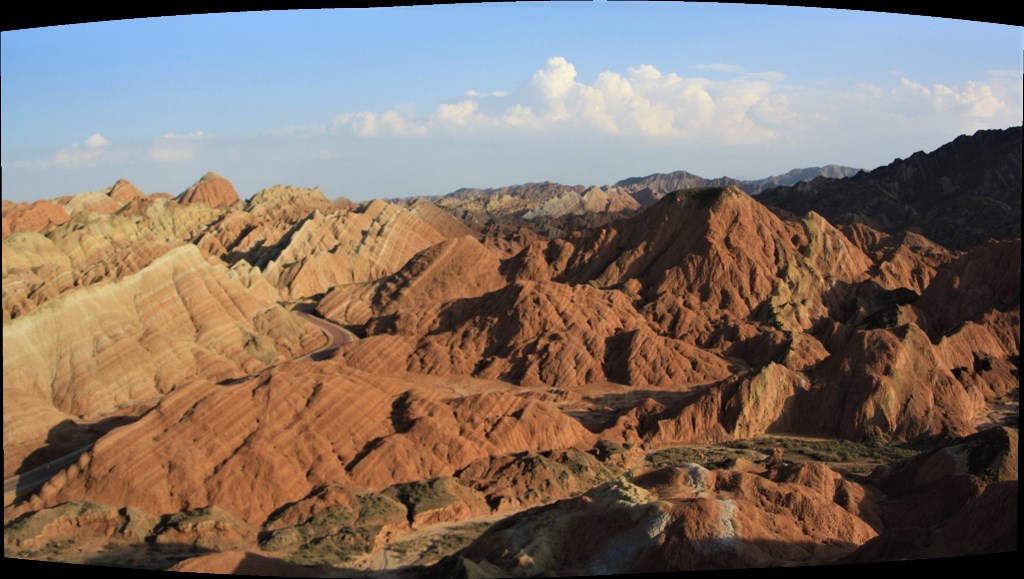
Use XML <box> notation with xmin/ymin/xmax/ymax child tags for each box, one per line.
<box><xmin>178</xmin><ymin>171</ymin><xmax>241</xmax><ymax>208</ymax></box>
<box><xmin>2</xmin><ymin>200</ymin><xmax>69</xmax><ymax>237</ymax></box>
<box><xmin>107</xmin><ymin>178</ymin><xmax>145</xmax><ymax>204</ymax></box>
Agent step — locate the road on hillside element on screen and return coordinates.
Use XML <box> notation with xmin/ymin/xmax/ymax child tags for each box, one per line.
<box><xmin>293</xmin><ymin>311</ymin><xmax>358</xmax><ymax>360</ymax></box>
<box><xmin>2</xmin><ymin>311</ymin><xmax>358</xmax><ymax>507</ymax></box>
<box><xmin>218</xmin><ymin>311</ymin><xmax>358</xmax><ymax>385</ymax></box>
<box><xmin>3</xmin><ymin>447</ymin><xmax>90</xmax><ymax>507</ymax></box>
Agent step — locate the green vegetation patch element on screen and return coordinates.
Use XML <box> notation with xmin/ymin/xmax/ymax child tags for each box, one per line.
<box><xmin>722</xmin><ymin>436</ymin><xmax>920</xmax><ymax>472</ymax></box>
<box><xmin>5</xmin><ymin>501</ymin><xmax>114</xmax><ymax>545</ymax></box>
<box><xmin>384</xmin><ymin>477</ymin><xmax>480</xmax><ymax>521</ymax></box>
<box><xmin>646</xmin><ymin>446</ymin><xmax>754</xmax><ymax>470</ymax></box>
<box><xmin>261</xmin><ymin>492</ymin><xmax>407</xmax><ymax>565</ymax></box>
<box><xmin>647</xmin><ymin>436</ymin><xmax>919</xmax><ymax>474</ymax></box>
<box><xmin>282</xmin><ymin>526</ymin><xmax>382</xmax><ymax>566</ymax></box>
<box><xmin>411</xmin><ymin>521</ymin><xmax>494</xmax><ymax>566</ymax></box>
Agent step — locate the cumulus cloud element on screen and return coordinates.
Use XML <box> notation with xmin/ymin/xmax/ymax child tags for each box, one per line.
<box><xmin>332</xmin><ymin>111</ymin><xmax>427</xmax><ymax>136</ymax></box>
<box><xmin>435</xmin><ymin>100</ymin><xmax>479</xmax><ymax>126</ymax></box>
<box><xmin>84</xmin><ymin>133</ymin><xmax>110</xmax><ymax>148</ymax></box>
<box><xmin>321</xmin><ymin>56</ymin><xmax>1020</xmax><ymax>145</ymax></box>
<box><xmin>33</xmin><ymin>133</ymin><xmax>114</xmax><ymax>168</ymax></box>
<box><xmin>328</xmin><ymin>56</ymin><xmax>794</xmax><ymax>142</ymax></box>
<box><xmin>867</xmin><ymin>77</ymin><xmax>1015</xmax><ymax>125</ymax></box>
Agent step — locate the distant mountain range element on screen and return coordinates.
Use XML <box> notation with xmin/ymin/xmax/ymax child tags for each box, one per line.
<box><xmin>432</xmin><ymin>127</ymin><xmax>1023</xmax><ymax>251</ymax></box>
<box><xmin>430</xmin><ymin>165</ymin><xmax>862</xmax><ymax>234</ymax></box>
<box><xmin>758</xmin><ymin>126</ymin><xmax>1022</xmax><ymax>250</ymax></box>
<box><xmin>614</xmin><ymin>164</ymin><xmax>862</xmax><ymax>197</ymax></box>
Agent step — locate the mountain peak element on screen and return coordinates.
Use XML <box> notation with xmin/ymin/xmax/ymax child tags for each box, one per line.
<box><xmin>178</xmin><ymin>172</ymin><xmax>240</xmax><ymax>208</ymax></box>
<box><xmin>108</xmin><ymin>178</ymin><xmax>144</xmax><ymax>203</ymax></box>
<box><xmin>758</xmin><ymin>125</ymin><xmax>1022</xmax><ymax>249</ymax></box>
<box><xmin>665</xmin><ymin>185</ymin><xmax>747</xmax><ymax>206</ymax></box>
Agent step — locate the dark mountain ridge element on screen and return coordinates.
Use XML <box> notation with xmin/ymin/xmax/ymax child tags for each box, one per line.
<box><xmin>757</xmin><ymin>126</ymin><xmax>1022</xmax><ymax>250</ymax></box>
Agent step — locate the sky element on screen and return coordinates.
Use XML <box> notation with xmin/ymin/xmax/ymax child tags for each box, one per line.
<box><xmin>2</xmin><ymin>4</ymin><xmax>1021</xmax><ymax>202</ymax></box>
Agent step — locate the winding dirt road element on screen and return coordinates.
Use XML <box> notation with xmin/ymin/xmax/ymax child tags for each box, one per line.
<box><xmin>294</xmin><ymin>311</ymin><xmax>358</xmax><ymax>360</ymax></box>
<box><xmin>2</xmin><ymin>311</ymin><xmax>356</xmax><ymax>507</ymax></box>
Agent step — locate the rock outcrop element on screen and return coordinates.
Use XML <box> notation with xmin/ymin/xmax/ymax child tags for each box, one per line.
<box><xmin>2</xmin><ymin>245</ymin><xmax>321</xmax><ymax>477</ymax></box>
<box><xmin>447</xmin><ymin>464</ymin><xmax>877</xmax><ymax>576</ymax></box>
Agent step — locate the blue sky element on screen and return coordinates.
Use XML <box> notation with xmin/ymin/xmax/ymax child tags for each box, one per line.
<box><xmin>2</xmin><ymin>4</ymin><xmax>1021</xmax><ymax>202</ymax></box>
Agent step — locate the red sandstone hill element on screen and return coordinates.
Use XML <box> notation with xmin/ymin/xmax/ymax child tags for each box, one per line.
<box><xmin>18</xmin><ymin>365</ymin><xmax>596</xmax><ymax>525</ymax></box>
<box><xmin>325</xmin><ymin>185</ymin><xmax>1017</xmax><ymax>447</ymax></box>
<box><xmin>2</xmin><ymin>245</ymin><xmax>322</xmax><ymax>478</ymax></box>
<box><xmin>1</xmin><ymin>200</ymin><xmax>69</xmax><ymax>238</ymax></box>
<box><xmin>178</xmin><ymin>171</ymin><xmax>241</xmax><ymax>208</ymax></box>
<box><xmin>554</xmin><ymin>186</ymin><xmax>873</xmax><ymax>339</ymax></box>
<box><xmin>107</xmin><ymin>178</ymin><xmax>145</xmax><ymax>204</ymax></box>
<box><xmin>1</xmin><ymin>139</ymin><xmax>1018</xmax><ymax>575</ymax></box>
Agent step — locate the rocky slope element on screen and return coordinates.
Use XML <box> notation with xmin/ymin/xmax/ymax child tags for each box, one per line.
<box><xmin>12</xmin><ymin>365</ymin><xmax>596</xmax><ymax>525</ymax></box>
<box><xmin>441</xmin><ymin>427</ymin><xmax>1015</xmax><ymax>577</ymax></box>
<box><xmin>2</xmin><ymin>245</ymin><xmax>322</xmax><ymax>477</ymax></box>
<box><xmin>2</xmin><ymin>194</ymin><xmax>222</xmax><ymax>321</ymax></box>
<box><xmin>327</xmin><ymin>185</ymin><xmax>1017</xmax><ymax>448</ymax></box>
<box><xmin>758</xmin><ymin>126</ymin><xmax>1022</xmax><ymax>249</ymax></box>
<box><xmin>7</xmin><ymin>407</ymin><xmax>1015</xmax><ymax>574</ymax></box>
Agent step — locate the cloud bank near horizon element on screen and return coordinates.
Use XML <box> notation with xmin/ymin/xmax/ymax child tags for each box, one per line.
<box><xmin>4</xmin><ymin>56</ymin><xmax>1022</xmax><ymax>199</ymax></box>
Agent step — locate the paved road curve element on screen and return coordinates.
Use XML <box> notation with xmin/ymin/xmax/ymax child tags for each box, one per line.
<box><xmin>2</xmin><ymin>311</ymin><xmax>357</xmax><ymax>507</ymax></box>
<box><xmin>3</xmin><ymin>447</ymin><xmax>90</xmax><ymax>507</ymax></box>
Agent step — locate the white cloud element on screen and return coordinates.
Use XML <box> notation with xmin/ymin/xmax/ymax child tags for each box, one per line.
<box><xmin>84</xmin><ymin>133</ymin><xmax>109</xmax><ymax>148</ymax></box>
<box><xmin>379</xmin><ymin>111</ymin><xmax>428</xmax><ymax>135</ymax></box>
<box><xmin>317</xmin><ymin>56</ymin><xmax>1021</xmax><ymax>146</ymax></box>
<box><xmin>533</xmin><ymin>56</ymin><xmax>578</xmax><ymax>104</ymax></box>
<box><xmin>34</xmin><ymin>134</ymin><xmax>114</xmax><ymax>168</ymax></box>
<box><xmin>332</xmin><ymin>111</ymin><xmax>427</xmax><ymax>136</ymax></box>
<box><xmin>435</xmin><ymin>100</ymin><xmax>477</xmax><ymax>126</ymax></box>
<box><xmin>467</xmin><ymin>89</ymin><xmax>509</xmax><ymax>98</ymax></box>
<box><xmin>333</xmin><ymin>112</ymin><xmax>377</xmax><ymax>136</ymax></box>
<box><xmin>893</xmin><ymin>77</ymin><xmax>1009</xmax><ymax>119</ymax></box>
<box><xmin>52</xmin><ymin>145</ymin><xmax>105</xmax><ymax>167</ymax></box>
